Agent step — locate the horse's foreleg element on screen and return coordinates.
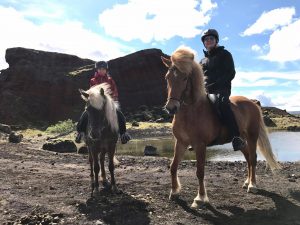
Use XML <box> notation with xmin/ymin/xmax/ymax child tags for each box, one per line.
<box><xmin>191</xmin><ymin>144</ymin><xmax>209</xmax><ymax>208</ymax></box>
<box><xmin>93</xmin><ymin>151</ymin><xmax>100</xmax><ymax>193</ymax></box>
<box><xmin>99</xmin><ymin>151</ymin><xmax>109</xmax><ymax>188</ymax></box>
<box><xmin>108</xmin><ymin>146</ymin><xmax>117</xmax><ymax>192</ymax></box>
<box><xmin>169</xmin><ymin>140</ymin><xmax>186</xmax><ymax>199</ymax></box>
<box><xmin>88</xmin><ymin>149</ymin><xmax>95</xmax><ymax>196</ymax></box>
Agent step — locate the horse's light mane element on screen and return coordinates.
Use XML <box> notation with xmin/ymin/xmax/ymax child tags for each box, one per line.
<box><xmin>171</xmin><ymin>47</ymin><xmax>195</xmax><ymax>74</ymax></box>
<box><xmin>171</xmin><ymin>47</ymin><xmax>206</xmax><ymax>98</ymax></box>
<box><xmin>85</xmin><ymin>83</ymin><xmax>119</xmax><ymax>132</ymax></box>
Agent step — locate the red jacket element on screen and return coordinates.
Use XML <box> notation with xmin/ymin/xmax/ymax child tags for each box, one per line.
<box><xmin>90</xmin><ymin>72</ymin><xmax>119</xmax><ymax>101</ymax></box>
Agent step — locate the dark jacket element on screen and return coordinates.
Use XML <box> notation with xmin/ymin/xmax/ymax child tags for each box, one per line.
<box><xmin>200</xmin><ymin>46</ymin><xmax>235</xmax><ymax>96</ymax></box>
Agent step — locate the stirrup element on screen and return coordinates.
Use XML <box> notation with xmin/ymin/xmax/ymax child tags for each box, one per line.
<box><xmin>232</xmin><ymin>136</ymin><xmax>246</xmax><ymax>151</ymax></box>
<box><xmin>120</xmin><ymin>133</ymin><xmax>131</xmax><ymax>144</ymax></box>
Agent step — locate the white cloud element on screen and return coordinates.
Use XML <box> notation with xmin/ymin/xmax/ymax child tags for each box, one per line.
<box><xmin>232</xmin><ymin>70</ymin><xmax>300</xmax><ymax>110</ymax></box>
<box><xmin>222</xmin><ymin>37</ymin><xmax>229</xmax><ymax>41</ymax></box>
<box><xmin>0</xmin><ymin>6</ymin><xmax>134</xmax><ymax>70</ymax></box>
<box><xmin>251</xmin><ymin>44</ymin><xmax>261</xmax><ymax>52</ymax></box>
<box><xmin>254</xmin><ymin>92</ymin><xmax>275</xmax><ymax>107</ymax></box>
<box><xmin>233</xmin><ymin>70</ymin><xmax>300</xmax><ymax>84</ymax></box>
<box><xmin>261</xmin><ymin>19</ymin><xmax>300</xmax><ymax>62</ymax></box>
<box><xmin>99</xmin><ymin>0</ymin><xmax>217</xmax><ymax>43</ymax></box>
<box><xmin>242</xmin><ymin>7</ymin><xmax>295</xmax><ymax>36</ymax></box>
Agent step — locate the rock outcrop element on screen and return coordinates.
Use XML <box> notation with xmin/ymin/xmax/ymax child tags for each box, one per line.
<box><xmin>0</xmin><ymin>47</ymin><xmax>168</xmax><ymax>125</ymax></box>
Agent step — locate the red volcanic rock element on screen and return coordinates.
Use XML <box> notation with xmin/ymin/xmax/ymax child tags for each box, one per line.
<box><xmin>0</xmin><ymin>47</ymin><xmax>168</xmax><ymax>125</ymax></box>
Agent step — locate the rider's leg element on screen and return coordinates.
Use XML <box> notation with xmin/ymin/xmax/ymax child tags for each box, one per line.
<box><xmin>116</xmin><ymin>109</ymin><xmax>131</xmax><ymax>144</ymax></box>
<box><xmin>219</xmin><ymin>95</ymin><xmax>246</xmax><ymax>151</ymax></box>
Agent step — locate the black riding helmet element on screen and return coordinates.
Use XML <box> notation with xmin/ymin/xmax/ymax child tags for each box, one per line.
<box><xmin>201</xmin><ymin>29</ymin><xmax>219</xmax><ymax>43</ymax></box>
<box><xmin>95</xmin><ymin>61</ymin><xmax>108</xmax><ymax>70</ymax></box>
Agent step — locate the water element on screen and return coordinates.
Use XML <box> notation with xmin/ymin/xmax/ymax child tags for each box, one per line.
<box><xmin>116</xmin><ymin>131</ymin><xmax>300</xmax><ymax>162</ymax></box>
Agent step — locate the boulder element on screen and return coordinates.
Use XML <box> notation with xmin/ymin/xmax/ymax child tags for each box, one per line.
<box><xmin>78</xmin><ymin>146</ymin><xmax>88</xmax><ymax>154</ymax></box>
<box><xmin>287</xmin><ymin>126</ymin><xmax>300</xmax><ymax>131</ymax></box>
<box><xmin>8</xmin><ymin>132</ymin><xmax>23</xmax><ymax>143</ymax></box>
<box><xmin>0</xmin><ymin>47</ymin><xmax>168</xmax><ymax>125</ymax></box>
<box><xmin>42</xmin><ymin>139</ymin><xmax>77</xmax><ymax>153</ymax></box>
<box><xmin>263</xmin><ymin>115</ymin><xmax>277</xmax><ymax>127</ymax></box>
<box><xmin>0</xmin><ymin>123</ymin><xmax>11</xmax><ymax>134</ymax></box>
<box><xmin>144</xmin><ymin>145</ymin><xmax>158</xmax><ymax>156</ymax></box>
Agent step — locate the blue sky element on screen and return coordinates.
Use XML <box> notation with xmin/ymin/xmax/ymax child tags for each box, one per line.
<box><xmin>0</xmin><ymin>0</ymin><xmax>300</xmax><ymax>110</ymax></box>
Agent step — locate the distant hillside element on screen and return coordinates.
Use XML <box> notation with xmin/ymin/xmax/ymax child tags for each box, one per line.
<box><xmin>288</xmin><ymin>111</ymin><xmax>300</xmax><ymax>116</ymax></box>
<box><xmin>262</xmin><ymin>107</ymin><xmax>294</xmax><ymax>117</ymax></box>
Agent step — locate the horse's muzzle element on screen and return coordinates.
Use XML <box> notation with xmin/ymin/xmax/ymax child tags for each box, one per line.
<box><xmin>165</xmin><ymin>100</ymin><xmax>180</xmax><ymax>115</ymax></box>
<box><xmin>165</xmin><ymin>105</ymin><xmax>178</xmax><ymax>115</ymax></box>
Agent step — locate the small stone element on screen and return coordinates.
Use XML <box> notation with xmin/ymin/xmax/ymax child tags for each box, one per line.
<box><xmin>131</xmin><ymin>121</ymin><xmax>139</xmax><ymax>127</ymax></box>
<box><xmin>144</xmin><ymin>145</ymin><xmax>158</xmax><ymax>156</ymax></box>
<box><xmin>95</xmin><ymin>220</ymin><xmax>103</xmax><ymax>225</ymax></box>
<box><xmin>288</xmin><ymin>178</ymin><xmax>296</xmax><ymax>182</ymax></box>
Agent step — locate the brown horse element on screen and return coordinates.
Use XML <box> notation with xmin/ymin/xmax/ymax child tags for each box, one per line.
<box><xmin>161</xmin><ymin>47</ymin><xmax>281</xmax><ymax>208</ymax></box>
<box><xmin>79</xmin><ymin>83</ymin><xmax>119</xmax><ymax>196</ymax></box>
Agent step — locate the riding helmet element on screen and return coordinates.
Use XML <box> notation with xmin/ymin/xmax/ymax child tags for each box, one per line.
<box><xmin>95</xmin><ymin>61</ymin><xmax>108</xmax><ymax>70</ymax></box>
<box><xmin>201</xmin><ymin>29</ymin><xmax>219</xmax><ymax>43</ymax></box>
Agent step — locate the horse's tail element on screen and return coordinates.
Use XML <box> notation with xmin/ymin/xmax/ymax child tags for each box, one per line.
<box><xmin>257</xmin><ymin>116</ymin><xmax>281</xmax><ymax>171</ymax></box>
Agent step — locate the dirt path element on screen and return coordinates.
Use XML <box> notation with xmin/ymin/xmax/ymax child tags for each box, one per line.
<box><xmin>0</xmin><ymin>141</ymin><xmax>299</xmax><ymax>225</ymax></box>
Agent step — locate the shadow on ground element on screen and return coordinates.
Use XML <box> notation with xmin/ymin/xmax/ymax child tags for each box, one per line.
<box><xmin>174</xmin><ymin>189</ymin><xmax>300</xmax><ymax>225</ymax></box>
<box><xmin>77</xmin><ymin>189</ymin><xmax>150</xmax><ymax>225</ymax></box>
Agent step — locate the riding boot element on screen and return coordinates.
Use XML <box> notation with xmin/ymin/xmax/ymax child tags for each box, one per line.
<box><xmin>116</xmin><ymin>109</ymin><xmax>131</xmax><ymax>144</ymax></box>
<box><xmin>75</xmin><ymin>110</ymin><xmax>88</xmax><ymax>143</ymax></box>
<box><xmin>219</xmin><ymin>96</ymin><xmax>246</xmax><ymax>151</ymax></box>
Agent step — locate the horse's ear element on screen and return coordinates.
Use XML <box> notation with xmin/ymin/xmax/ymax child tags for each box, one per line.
<box><xmin>161</xmin><ymin>56</ymin><xmax>171</xmax><ymax>68</ymax></box>
<box><xmin>100</xmin><ymin>88</ymin><xmax>105</xmax><ymax>96</ymax></box>
<box><xmin>79</xmin><ymin>89</ymin><xmax>89</xmax><ymax>101</ymax></box>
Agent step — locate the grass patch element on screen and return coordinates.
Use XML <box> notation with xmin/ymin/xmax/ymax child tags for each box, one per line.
<box><xmin>45</xmin><ymin>119</ymin><xmax>76</xmax><ymax>134</ymax></box>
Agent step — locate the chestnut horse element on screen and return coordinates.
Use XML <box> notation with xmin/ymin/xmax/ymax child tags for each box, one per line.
<box><xmin>161</xmin><ymin>47</ymin><xmax>281</xmax><ymax>208</ymax></box>
<box><xmin>79</xmin><ymin>83</ymin><xmax>119</xmax><ymax>196</ymax></box>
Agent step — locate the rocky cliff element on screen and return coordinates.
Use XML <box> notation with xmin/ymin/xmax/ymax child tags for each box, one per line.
<box><xmin>0</xmin><ymin>47</ymin><xmax>168</xmax><ymax>125</ymax></box>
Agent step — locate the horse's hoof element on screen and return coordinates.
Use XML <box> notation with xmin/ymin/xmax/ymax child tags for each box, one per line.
<box><xmin>103</xmin><ymin>181</ymin><xmax>111</xmax><ymax>190</ymax></box>
<box><xmin>242</xmin><ymin>182</ymin><xmax>249</xmax><ymax>189</ymax></box>
<box><xmin>247</xmin><ymin>185</ymin><xmax>258</xmax><ymax>194</ymax></box>
<box><xmin>111</xmin><ymin>185</ymin><xmax>120</xmax><ymax>194</ymax></box>
<box><xmin>191</xmin><ymin>200</ymin><xmax>206</xmax><ymax>209</ymax></box>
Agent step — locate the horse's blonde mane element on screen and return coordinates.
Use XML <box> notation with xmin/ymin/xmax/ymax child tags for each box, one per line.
<box><xmin>171</xmin><ymin>47</ymin><xmax>206</xmax><ymax>98</ymax></box>
<box><xmin>171</xmin><ymin>47</ymin><xmax>195</xmax><ymax>74</ymax></box>
<box><xmin>85</xmin><ymin>83</ymin><xmax>119</xmax><ymax>132</ymax></box>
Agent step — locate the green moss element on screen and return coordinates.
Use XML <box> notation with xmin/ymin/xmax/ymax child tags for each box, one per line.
<box><xmin>45</xmin><ymin>119</ymin><xmax>76</xmax><ymax>134</ymax></box>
